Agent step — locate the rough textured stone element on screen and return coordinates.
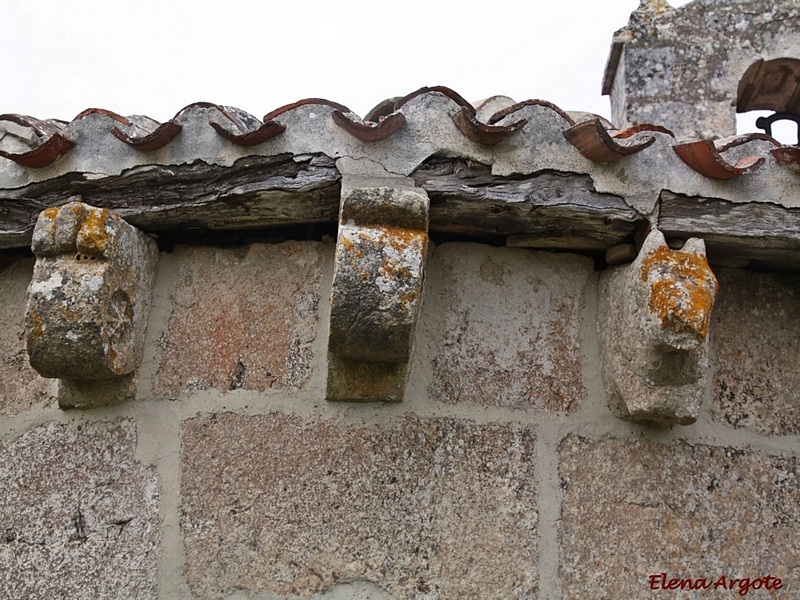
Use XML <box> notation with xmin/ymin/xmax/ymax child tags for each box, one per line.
<box><xmin>25</xmin><ymin>201</ymin><xmax>159</xmax><ymax>384</ymax></box>
<box><xmin>329</xmin><ymin>188</ymin><xmax>428</xmax><ymax>364</ymax></box>
<box><xmin>426</xmin><ymin>243</ymin><xmax>590</xmax><ymax>410</ymax></box>
<box><xmin>155</xmin><ymin>241</ymin><xmax>324</xmax><ymax>396</ymax></box>
<box><xmin>598</xmin><ymin>230</ymin><xmax>718</xmax><ymax>425</ymax></box>
<box><xmin>559</xmin><ymin>436</ymin><xmax>800</xmax><ymax>599</ymax></box>
<box><xmin>327</xmin><ymin>187</ymin><xmax>429</xmax><ymax>402</ymax></box>
<box><xmin>326</xmin><ymin>357</ymin><xmax>408</xmax><ymax>403</ymax></box>
<box><xmin>606</xmin><ymin>0</ymin><xmax>800</xmax><ymax>138</ymax></box>
<box><xmin>0</xmin><ymin>257</ymin><xmax>54</xmax><ymax>417</ymax></box>
<box><xmin>712</xmin><ymin>268</ymin><xmax>800</xmax><ymax>436</ymax></box>
<box><xmin>0</xmin><ymin>420</ymin><xmax>160</xmax><ymax>599</ymax></box>
<box><xmin>181</xmin><ymin>413</ymin><xmax>537</xmax><ymax>599</ymax></box>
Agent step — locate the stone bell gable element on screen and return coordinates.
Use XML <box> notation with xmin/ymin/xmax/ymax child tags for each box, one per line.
<box><xmin>604</xmin><ymin>0</ymin><xmax>800</xmax><ymax>139</ymax></box>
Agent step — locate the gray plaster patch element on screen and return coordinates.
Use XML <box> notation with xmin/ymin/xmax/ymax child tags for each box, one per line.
<box><xmin>0</xmin><ymin>420</ymin><xmax>160</xmax><ymax>599</ymax></box>
<box><xmin>424</xmin><ymin>243</ymin><xmax>591</xmax><ymax>410</ymax></box>
<box><xmin>181</xmin><ymin>412</ymin><xmax>537</xmax><ymax>599</ymax></box>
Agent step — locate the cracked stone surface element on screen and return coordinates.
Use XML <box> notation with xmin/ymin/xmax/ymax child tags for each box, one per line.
<box><xmin>0</xmin><ymin>257</ymin><xmax>54</xmax><ymax>417</ymax></box>
<box><xmin>711</xmin><ymin>268</ymin><xmax>800</xmax><ymax>436</ymax></box>
<box><xmin>424</xmin><ymin>243</ymin><xmax>590</xmax><ymax>410</ymax></box>
<box><xmin>0</xmin><ymin>420</ymin><xmax>160</xmax><ymax>599</ymax></box>
<box><xmin>181</xmin><ymin>413</ymin><xmax>537</xmax><ymax>599</ymax></box>
<box><xmin>559</xmin><ymin>436</ymin><xmax>800</xmax><ymax>599</ymax></box>
<box><xmin>154</xmin><ymin>241</ymin><xmax>324</xmax><ymax>396</ymax></box>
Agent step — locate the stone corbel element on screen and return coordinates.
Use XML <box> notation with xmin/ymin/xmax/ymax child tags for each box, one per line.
<box><xmin>25</xmin><ymin>201</ymin><xmax>159</xmax><ymax>408</ymax></box>
<box><xmin>327</xmin><ymin>187</ymin><xmax>429</xmax><ymax>401</ymax></box>
<box><xmin>598</xmin><ymin>229</ymin><xmax>718</xmax><ymax>425</ymax></box>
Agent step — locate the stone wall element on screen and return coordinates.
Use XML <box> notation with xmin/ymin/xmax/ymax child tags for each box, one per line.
<box><xmin>1</xmin><ymin>240</ymin><xmax>798</xmax><ymax>599</ymax></box>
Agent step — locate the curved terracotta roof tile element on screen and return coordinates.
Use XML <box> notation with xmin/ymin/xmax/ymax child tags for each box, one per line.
<box><xmin>209</xmin><ymin>121</ymin><xmax>285</xmax><ymax>147</ymax></box>
<box><xmin>182</xmin><ymin>103</ymin><xmax>288</xmax><ymax>147</ymax></box>
<box><xmin>175</xmin><ymin>101</ymin><xmax>230</xmax><ymax>116</ymax></box>
<box><xmin>263</xmin><ymin>98</ymin><xmax>351</xmax><ymax>123</ymax></box>
<box><xmin>112</xmin><ymin>120</ymin><xmax>183</xmax><ymax>152</ymax></box>
<box><xmin>771</xmin><ymin>146</ymin><xmax>800</xmax><ymax>175</ymax></box>
<box><xmin>564</xmin><ymin>119</ymin><xmax>672</xmax><ymax>163</ymax></box>
<box><xmin>612</xmin><ymin>123</ymin><xmax>674</xmax><ymax>140</ymax></box>
<box><xmin>331</xmin><ymin>110</ymin><xmax>406</xmax><ymax>142</ymax></box>
<box><xmin>0</xmin><ymin>114</ymin><xmax>74</xmax><ymax>168</ymax></box>
<box><xmin>364</xmin><ymin>97</ymin><xmax>402</xmax><ymax>123</ymax></box>
<box><xmin>713</xmin><ymin>132</ymin><xmax>780</xmax><ymax>152</ymax></box>
<box><xmin>487</xmin><ymin>100</ymin><xmax>574</xmax><ymax>126</ymax></box>
<box><xmin>73</xmin><ymin>108</ymin><xmax>132</xmax><ymax>126</ymax></box>
<box><xmin>451</xmin><ymin>107</ymin><xmax>527</xmax><ymax>146</ymax></box>
<box><xmin>674</xmin><ymin>133</ymin><xmax>778</xmax><ymax>180</ymax></box>
<box><xmin>394</xmin><ymin>86</ymin><xmax>475</xmax><ymax>114</ymax></box>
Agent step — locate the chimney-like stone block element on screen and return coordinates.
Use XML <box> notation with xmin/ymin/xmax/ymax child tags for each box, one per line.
<box><xmin>25</xmin><ymin>201</ymin><xmax>159</xmax><ymax>406</ymax></box>
<box><xmin>604</xmin><ymin>0</ymin><xmax>800</xmax><ymax>140</ymax></box>
<box><xmin>327</xmin><ymin>187</ymin><xmax>429</xmax><ymax>401</ymax></box>
<box><xmin>598</xmin><ymin>229</ymin><xmax>718</xmax><ymax>425</ymax></box>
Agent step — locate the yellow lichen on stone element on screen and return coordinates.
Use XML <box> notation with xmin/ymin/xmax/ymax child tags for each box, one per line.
<box><xmin>106</xmin><ymin>341</ymin><xmax>119</xmax><ymax>367</ymax></box>
<box><xmin>376</xmin><ymin>225</ymin><xmax>426</xmax><ymax>250</ymax></box>
<box><xmin>27</xmin><ymin>312</ymin><xmax>44</xmax><ymax>339</ymax></box>
<box><xmin>79</xmin><ymin>207</ymin><xmax>112</xmax><ymax>255</ymax></box>
<box><xmin>401</xmin><ymin>290</ymin><xmax>419</xmax><ymax>309</ymax></box>
<box><xmin>41</xmin><ymin>206</ymin><xmax>59</xmax><ymax>221</ymax></box>
<box><xmin>641</xmin><ymin>246</ymin><xmax>718</xmax><ymax>340</ymax></box>
<box><xmin>373</xmin><ymin>226</ymin><xmax>426</xmax><ymax>283</ymax></box>
<box><xmin>637</xmin><ymin>0</ymin><xmax>672</xmax><ymax>15</ymax></box>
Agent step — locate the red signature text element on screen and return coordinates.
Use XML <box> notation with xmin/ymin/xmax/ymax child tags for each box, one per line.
<box><xmin>648</xmin><ymin>573</ymin><xmax>783</xmax><ymax>596</ymax></box>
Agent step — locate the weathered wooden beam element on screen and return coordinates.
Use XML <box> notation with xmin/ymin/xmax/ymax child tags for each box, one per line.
<box><xmin>412</xmin><ymin>157</ymin><xmax>642</xmax><ymax>250</ymax></box>
<box><xmin>2</xmin><ymin>154</ymin><xmax>800</xmax><ymax>273</ymax></box>
<box><xmin>659</xmin><ymin>191</ymin><xmax>800</xmax><ymax>270</ymax></box>
<box><xmin>0</xmin><ymin>154</ymin><xmax>342</xmax><ymax>249</ymax></box>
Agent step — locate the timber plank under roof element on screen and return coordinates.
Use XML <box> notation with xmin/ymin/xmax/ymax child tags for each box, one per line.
<box><xmin>1</xmin><ymin>87</ymin><xmax>799</xmax><ymax>271</ymax></box>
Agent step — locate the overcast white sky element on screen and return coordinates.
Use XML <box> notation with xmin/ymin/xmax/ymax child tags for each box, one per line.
<box><xmin>4</xmin><ymin>0</ymin><xmax>786</xmax><ymax>140</ymax></box>
<box><xmin>1</xmin><ymin>0</ymin><xmax>696</xmax><ymax>124</ymax></box>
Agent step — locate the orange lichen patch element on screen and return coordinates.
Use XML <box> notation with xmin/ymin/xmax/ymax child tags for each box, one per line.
<box><xmin>107</xmin><ymin>342</ymin><xmax>119</xmax><ymax>368</ymax></box>
<box><xmin>641</xmin><ymin>246</ymin><xmax>718</xmax><ymax>340</ymax></box>
<box><xmin>340</xmin><ymin>233</ymin><xmax>365</xmax><ymax>261</ymax></box>
<box><xmin>27</xmin><ymin>312</ymin><xmax>44</xmax><ymax>339</ymax></box>
<box><xmin>401</xmin><ymin>289</ymin><xmax>420</xmax><ymax>309</ymax></box>
<box><xmin>41</xmin><ymin>206</ymin><xmax>59</xmax><ymax>221</ymax></box>
<box><xmin>373</xmin><ymin>225</ymin><xmax>427</xmax><ymax>253</ymax></box>
<box><xmin>381</xmin><ymin>260</ymin><xmax>413</xmax><ymax>281</ymax></box>
<box><xmin>55</xmin><ymin>305</ymin><xmax>82</xmax><ymax>322</ymax></box>
<box><xmin>640</xmin><ymin>0</ymin><xmax>672</xmax><ymax>15</ymax></box>
<box><xmin>374</xmin><ymin>226</ymin><xmax>426</xmax><ymax>283</ymax></box>
<box><xmin>78</xmin><ymin>207</ymin><xmax>113</xmax><ymax>256</ymax></box>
